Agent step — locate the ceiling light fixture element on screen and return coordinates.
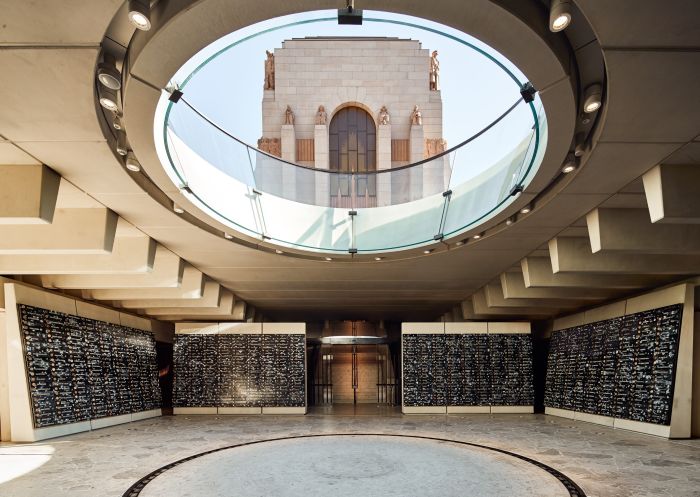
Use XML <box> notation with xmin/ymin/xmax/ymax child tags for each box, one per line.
<box><xmin>455</xmin><ymin>241</ymin><xmax>464</xmax><ymax>246</ymax></box>
<box><xmin>506</xmin><ymin>218</ymin><xmax>514</xmax><ymax>226</ymax></box>
<box><xmin>97</xmin><ymin>53</ymin><xmax>122</xmax><ymax>90</ymax></box>
<box><xmin>224</xmin><ymin>232</ymin><xmax>233</xmax><ymax>240</ymax></box>
<box><xmin>520</xmin><ymin>206</ymin><xmax>531</xmax><ymax>215</ymax></box>
<box><xmin>583</xmin><ymin>83</ymin><xmax>603</xmax><ymax>113</ymax></box>
<box><xmin>128</xmin><ymin>0</ymin><xmax>151</xmax><ymax>30</ymax></box>
<box><xmin>561</xmin><ymin>153</ymin><xmax>578</xmax><ymax>174</ymax></box>
<box><xmin>275</xmin><ymin>249</ymin><xmax>284</xmax><ymax>255</ymax></box>
<box><xmin>574</xmin><ymin>132</ymin><xmax>586</xmax><ymax>157</ymax></box>
<box><xmin>549</xmin><ymin>0</ymin><xmax>573</xmax><ymax>32</ymax></box>
<box><xmin>173</xmin><ymin>203</ymin><xmax>184</xmax><ymax>214</ymax></box>
<box><xmin>116</xmin><ymin>130</ymin><xmax>128</xmax><ymax>156</ymax></box>
<box><xmin>125</xmin><ymin>151</ymin><xmax>141</xmax><ymax>172</ymax></box>
<box><xmin>473</xmin><ymin>233</ymin><xmax>482</xmax><ymax>240</ymax></box>
<box><xmin>374</xmin><ymin>256</ymin><xmax>383</xmax><ymax>261</ymax></box>
<box><xmin>98</xmin><ymin>87</ymin><xmax>119</xmax><ymax>111</ymax></box>
<box><xmin>423</xmin><ymin>249</ymin><xmax>434</xmax><ymax>254</ymax></box>
<box><xmin>338</xmin><ymin>0</ymin><xmax>363</xmax><ymax>25</ymax></box>
<box><xmin>112</xmin><ymin>113</ymin><xmax>123</xmax><ymax>130</ymax></box>
<box><xmin>324</xmin><ymin>257</ymin><xmax>333</xmax><ymax>261</ymax></box>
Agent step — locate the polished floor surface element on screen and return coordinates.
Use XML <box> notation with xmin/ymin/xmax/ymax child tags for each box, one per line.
<box><xmin>1</xmin><ymin>413</ymin><xmax>699</xmax><ymax>497</ymax></box>
<box><xmin>138</xmin><ymin>435</ymin><xmax>569</xmax><ymax>497</ymax></box>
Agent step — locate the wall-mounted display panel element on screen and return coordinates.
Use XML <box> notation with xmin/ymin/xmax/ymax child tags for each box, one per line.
<box><xmin>545</xmin><ymin>304</ymin><xmax>682</xmax><ymax>427</ymax></box>
<box><xmin>402</xmin><ymin>323</ymin><xmax>533</xmax><ymax>413</ymax></box>
<box><xmin>173</xmin><ymin>323</ymin><xmax>306</xmax><ymax>412</ymax></box>
<box><xmin>19</xmin><ymin>304</ymin><xmax>160</xmax><ymax>429</ymax></box>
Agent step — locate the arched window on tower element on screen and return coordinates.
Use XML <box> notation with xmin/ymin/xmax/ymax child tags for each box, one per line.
<box><xmin>329</xmin><ymin>106</ymin><xmax>377</xmax><ymax>208</ymax></box>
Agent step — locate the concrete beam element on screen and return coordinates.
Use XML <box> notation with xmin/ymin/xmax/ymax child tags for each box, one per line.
<box><xmin>500</xmin><ymin>271</ymin><xmax>617</xmax><ymax>300</ymax></box>
<box><xmin>156</xmin><ymin>301</ymin><xmax>247</xmax><ymax>322</ymax></box>
<box><xmin>0</xmin><ymin>208</ymin><xmax>117</xmax><ymax>254</ymax></box>
<box><xmin>38</xmin><ymin>245</ymin><xmax>183</xmax><ymax>289</ymax></box>
<box><xmin>587</xmin><ymin>208</ymin><xmax>700</xmax><ymax>253</ymax></box>
<box><xmin>550</xmin><ymin>237</ymin><xmax>700</xmax><ymax>274</ymax></box>
<box><xmin>117</xmin><ymin>280</ymin><xmax>221</xmax><ymax>309</ymax></box>
<box><xmin>83</xmin><ymin>264</ymin><xmax>204</xmax><ymax>300</ymax></box>
<box><xmin>0</xmin><ymin>236</ymin><xmax>155</xmax><ymax>274</ymax></box>
<box><xmin>485</xmin><ymin>281</ymin><xmax>581</xmax><ymax>309</ymax></box>
<box><xmin>142</xmin><ymin>291</ymin><xmax>235</xmax><ymax>316</ymax></box>
<box><xmin>521</xmin><ymin>256</ymin><xmax>667</xmax><ymax>289</ymax></box>
<box><xmin>462</xmin><ymin>292</ymin><xmax>557</xmax><ymax>319</ymax></box>
<box><xmin>643</xmin><ymin>164</ymin><xmax>700</xmax><ymax>224</ymax></box>
<box><xmin>0</xmin><ymin>164</ymin><xmax>60</xmax><ymax>224</ymax></box>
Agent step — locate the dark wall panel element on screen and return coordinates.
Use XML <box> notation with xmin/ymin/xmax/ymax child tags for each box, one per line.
<box><xmin>173</xmin><ymin>333</ymin><xmax>306</xmax><ymax>409</ymax></box>
<box><xmin>19</xmin><ymin>304</ymin><xmax>161</xmax><ymax>429</ymax></box>
<box><xmin>403</xmin><ymin>332</ymin><xmax>533</xmax><ymax>407</ymax></box>
<box><xmin>544</xmin><ymin>304</ymin><xmax>682</xmax><ymax>426</ymax></box>
<box><xmin>402</xmin><ymin>334</ymin><xmax>447</xmax><ymax>407</ymax></box>
<box><xmin>261</xmin><ymin>334</ymin><xmax>306</xmax><ymax>408</ymax></box>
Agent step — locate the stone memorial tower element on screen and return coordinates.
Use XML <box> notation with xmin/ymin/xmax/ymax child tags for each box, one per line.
<box><xmin>256</xmin><ymin>37</ymin><xmax>449</xmax><ymax>206</ymax></box>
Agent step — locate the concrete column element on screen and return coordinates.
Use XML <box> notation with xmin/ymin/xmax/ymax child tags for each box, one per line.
<box><xmin>314</xmin><ymin>124</ymin><xmax>329</xmax><ymax>206</ymax></box>
<box><xmin>376</xmin><ymin>123</ymin><xmax>392</xmax><ymax>206</ymax></box>
<box><xmin>281</xmin><ymin>124</ymin><xmax>296</xmax><ymax>201</ymax></box>
<box><xmin>409</xmin><ymin>124</ymin><xmax>424</xmax><ymax>201</ymax></box>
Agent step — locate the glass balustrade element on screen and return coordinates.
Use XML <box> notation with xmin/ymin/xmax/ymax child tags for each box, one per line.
<box><xmin>154</xmin><ymin>11</ymin><xmax>548</xmax><ymax>254</ymax></box>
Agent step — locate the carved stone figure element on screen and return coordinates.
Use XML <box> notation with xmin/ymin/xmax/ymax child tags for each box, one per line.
<box><xmin>410</xmin><ymin>105</ymin><xmax>423</xmax><ymax>126</ymax></box>
<box><xmin>425</xmin><ymin>138</ymin><xmax>448</xmax><ymax>158</ymax></box>
<box><xmin>264</xmin><ymin>50</ymin><xmax>275</xmax><ymax>90</ymax></box>
<box><xmin>378</xmin><ymin>105</ymin><xmax>390</xmax><ymax>125</ymax></box>
<box><xmin>315</xmin><ymin>105</ymin><xmax>327</xmax><ymax>125</ymax></box>
<box><xmin>429</xmin><ymin>50</ymin><xmax>440</xmax><ymax>91</ymax></box>
<box><xmin>284</xmin><ymin>105</ymin><xmax>295</xmax><ymax>125</ymax></box>
<box><xmin>257</xmin><ymin>137</ymin><xmax>281</xmax><ymax>157</ymax></box>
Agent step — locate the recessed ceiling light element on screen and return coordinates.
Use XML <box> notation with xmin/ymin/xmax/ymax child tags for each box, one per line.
<box><xmin>275</xmin><ymin>249</ymin><xmax>284</xmax><ymax>254</ymax></box>
<box><xmin>520</xmin><ymin>206</ymin><xmax>531</xmax><ymax>215</ymax></box>
<box><xmin>561</xmin><ymin>153</ymin><xmax>578</xmax><ymax>174</ymax></box>
<box><xmin>116</xmin><ymin>130</ymin><xmax>128</xmax><ymax>156</ymax></box>
<box><xmin>224</xmin><ymin>232</ymin><xmax>233</xmax><ymax>240</ymax></box>
<box><xmin>112</xmin><ymin>113</ymin><xmax>123</xmax><ymax>130</ymax></box>
<box><xmin>374</xmin><ymin>256</ymin><xmax>383</xmax><ymax>261</ymax></box>
<box><xmin>549</xmin><ymin>0</ymin><xmax>572</xmax><ymax>32</ymax></box>
<box><xmin>324</xmin><ymin>257</ymin><xmax>333</xmax><ymax>261</ymax></box>
<box><xmin>574</xmin><ymin>133</ymin><xmax>586</xmax><ymax>157</ymax></box>
<box><xmin>506</xmin><ymin>218</ymin><xmax>514</xmax><ymax>226</ymax></box>
<box><xmin>583</xmin><ymin>83</ymin><xmax>602</xmax><ymax>113</ymax></box>
<box><xmin>99</xmin><ymin>87</ymin><xmax>119</xmax><ymax>111</ymax></box>
<box><xmin>173</xmin><ymin>203</ymin><xmax>184</xmax><ymax>214</ymax></box>
<box><xmin>473</xmin><ymin>233</ymin><xmax>482</xmax><ymax>240</ymax></box>
<box><xmin>423</xmin><ymin>249</ymin><xmax>433</xmax><ymax>254</ymax></box>
<box><xmin>455</xmin><ymin>241</ymin><xmax>464</xmax><ymax>246</ymax></box>
<box><xmin>128</xmin><ymin>0</ymin><xmax>151</xmax><ymax>31</ymax></box>
<box><xmin>97</xmin><ymin>54</ymin><xmax>122</xmax><ymax>90</ymax></box>
<box><xmin>125</xmin><ymin>151</ymin><xmax>141</xmax><ymax>172</ymax></box>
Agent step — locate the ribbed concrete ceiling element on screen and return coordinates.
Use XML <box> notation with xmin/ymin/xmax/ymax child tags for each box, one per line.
<box><xmin>0</xmin><ymin>0</ymin><xmax>698</xmax><ymax>322</ymax></box>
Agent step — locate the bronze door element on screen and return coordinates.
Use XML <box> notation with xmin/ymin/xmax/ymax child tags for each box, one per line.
<box><xmin>329</xmin><ymin>106</ymin><xmax>377</xmax><ymax>208</ymax></box>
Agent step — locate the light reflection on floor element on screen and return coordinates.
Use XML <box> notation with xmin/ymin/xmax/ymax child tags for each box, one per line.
<box><xmin>0</xmin><ymin>445</ymin><xmax>54</xmax><ymax>484</ymax></box>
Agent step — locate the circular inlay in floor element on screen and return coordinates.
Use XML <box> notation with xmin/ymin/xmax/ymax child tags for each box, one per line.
<box><xmin>124</xmin><ymin>434</ymin><xmax>586</xmax><ymax>497</ymax></box>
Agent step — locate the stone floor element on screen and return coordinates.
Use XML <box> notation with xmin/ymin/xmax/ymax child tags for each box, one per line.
<box><xmin>1</xmin><ymin>412</ymin><xmax>699</xmax><ymax>497</ymax></box>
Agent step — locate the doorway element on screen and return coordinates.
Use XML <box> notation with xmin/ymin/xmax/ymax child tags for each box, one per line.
<box><xmin>308</xmin><ymin>335</ymin><xmax>400</xmax><ymax>408</ymax></box>
<box><xmin>328</xmin><ymin>106</ymin><xmax>377</xmax><ymax>208</ymax></box>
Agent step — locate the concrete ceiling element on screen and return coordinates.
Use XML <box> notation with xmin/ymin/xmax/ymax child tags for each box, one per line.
<box><xmin>0</xmin><ymin>0</ymin><xmax>698</xmax><ymax>323</ymax></box>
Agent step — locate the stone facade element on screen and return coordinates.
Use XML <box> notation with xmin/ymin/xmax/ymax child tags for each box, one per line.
<box><xmin>256</xmin><ymin>37</ymin><xmax>449</xmax><ymax>205</ymax></box>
